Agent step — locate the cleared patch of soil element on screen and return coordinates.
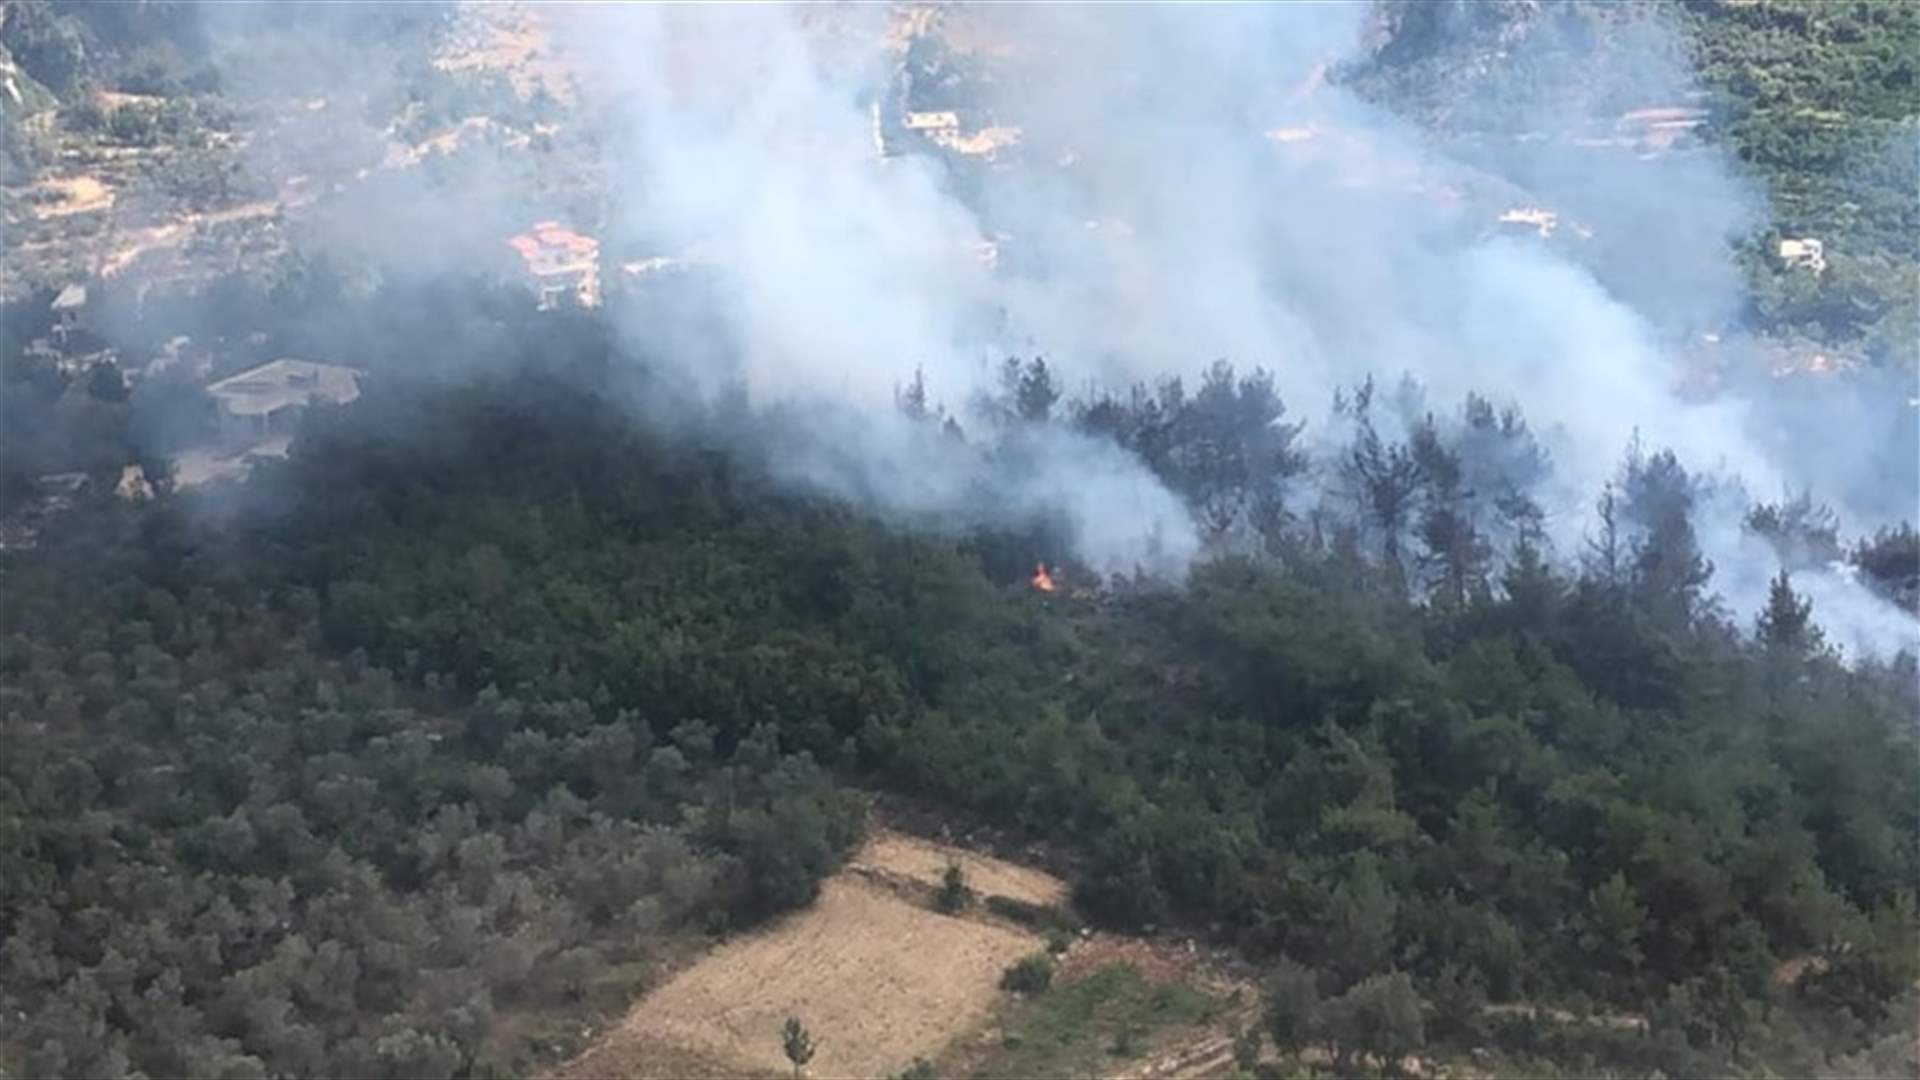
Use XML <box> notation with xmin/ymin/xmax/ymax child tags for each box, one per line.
<box><xmin>30</xmin><ymin>175</ymin><xmax>115</xmax><ymax>219</ymax></box>
<box><xmin>100</xmin><ymin>199</ymin><xmax>283</xmax><ymax>279</ymax></box>
<box><xmin>556</xmin><ymin>837</ymin><xmax>1059</xmax><ymax>1080</ymax></box>
<box><xmin>851</xmin><ymin>828</ymin><xmax>1068</xmax><ymax>907</ymax></box>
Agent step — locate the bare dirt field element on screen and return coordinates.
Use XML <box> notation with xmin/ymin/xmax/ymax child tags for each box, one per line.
<box><xmin>556</xmin><ymin>830</ymin><xmax>1063</xmax><ymax>1079</ymax></box>
<box><xmin>849</xmin><ymin>829</ymin><xmax>1068</xmax><ymax>907</ymax></box>
<box><xmin>28</xmin><ymin>175</ymin><xmax>115</xmax><ymax>218</ymax></box>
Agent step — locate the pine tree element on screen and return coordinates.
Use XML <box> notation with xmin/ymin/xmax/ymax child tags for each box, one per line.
<box><xmin>1263</xmin><ymin>958</ymin><xmax>1321</xmax><ymax>1053</ymax></box>
<box><xmin>1015</xmin><ymin>357</ymin><xmax>1060</xmax><ymax>423</ymax></box>
<box><xmin>895</xmin><ymin>368</ymin><xmax>931</xmax><ymax>422</ymax></box>
<box><xmin>935</xmin><ymin>860</ymin><xmax>971</xmax><ymax>913</ymax></box>
<box><xmin>782</xmin><ymin>1016</ymin><xmax>817</xmax><ymax>1079</ymax></box>
<box><xmin>1345</xmin><ymin>417</ymin><xmax>1424</xmax><ymax>571</ymax></box>
<box><xmin>1579</xmin><ymin>871</ymin><xmax>1648</xmax><ymax>984</ymax></box>
<box><xmin>1585</xmin><ymin>481</ymin><xmax>1624</xmax><ymax>587</ymax></box>
<box><xmin>1756</xmin><ymin>569</ymin><xmax>1819</xmax><ymax>652</ymax></box>
<box><xmin>1621</xmin><ymin>447</ymin><xmax>1713</xmax><ymax>620</ymax></box>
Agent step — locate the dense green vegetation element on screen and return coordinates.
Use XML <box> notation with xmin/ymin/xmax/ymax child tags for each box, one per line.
<box><xmin>0</xmin><ymin>0</ymin><xmax>444</xmax><ymax>102</ymax></box>
<box><xmin>1</xmin><ymin>345</ymin><xmax>872</xmax><ymax>1076</ymax></box>
<box><xmin>3</xmin><ymin>298</ymin><xmax>1915</xmax><ymax>1075</ymax></box>
<box><xmin>981</xmin><ymin>962</ymin><xmax>1217</xmax><ymax>1078</ymax></box>
<box><xmin>3</xmin><ymin>1</ymin><xmax>1917</xmax><ymax>1076</ymax></box>
<box><xmin>1683</xmin><ymin>0</ymin><xmax>1919</xmax><ymax>368</ymax></box>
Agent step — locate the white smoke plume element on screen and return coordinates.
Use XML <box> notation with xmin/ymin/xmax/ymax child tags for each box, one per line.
<box><xmin>148</xmin><ymin>4</ymin><xmax>1912</xmax><ymax>652</ymax></box>
<box><xmin>537</xmin><ymin>4</ymin><xmax>1912</xmax><ymax>652</ymax></box>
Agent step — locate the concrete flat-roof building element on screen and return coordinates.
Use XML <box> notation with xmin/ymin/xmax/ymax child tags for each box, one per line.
<box><xmin>903</xmin><ymin>110</ymin><xmax>960</xmax><ymax>131</ymax></box>
<box><xmin>207</xmin><ymin>359</ymin><xmax>363</xmax><ymax>445</ymax></box>
<box><xmin>1778</xmin><ymin>237</ymin><xmax>1826</xmax><ymax>275</ymax></box>
<box><xmin>51</xmin><ymin>283</ymin><xmax>88</xmax><ymax>312</ymax></box>
<box><xmin>51</xmin><ymin>283</ymin><xmax>87</xmax><ymax>346</ymax></box>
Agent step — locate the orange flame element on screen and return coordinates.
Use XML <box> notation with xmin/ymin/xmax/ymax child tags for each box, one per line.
<box><xmin>1031</xmin><ymin>562</ymin><xmax>1057</xmax><ymax>593</ymax></box>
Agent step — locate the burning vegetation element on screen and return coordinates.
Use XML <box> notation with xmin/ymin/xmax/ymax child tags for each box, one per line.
<box><xmin>1030</xmin><ymin>561</ymin><xmax>1057</xmax><ymax>592</ymax></box>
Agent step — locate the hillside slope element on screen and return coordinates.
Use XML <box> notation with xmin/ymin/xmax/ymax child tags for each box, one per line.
<box><xmin>3</xmin><ymin>354</ymin><xmax>1914</xmax><ymax>1077</ymax></box>
<box><xmin>1343</xmin><ymin>0</ymin><xmax>1919</xmax><ymax>369</ymax></box>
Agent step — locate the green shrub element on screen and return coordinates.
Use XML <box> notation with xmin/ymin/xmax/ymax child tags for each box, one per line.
<box><xmin>107</xmin><ymin>104</ymin><xmax>158</xmax><ymax>146</ymax></box>
<box><xmin>1001</xmin><ymin>952</ymin><xmax>1056</xmax><ymax>995</ymax></box>
<box><xmin>934</xmin><ymin>861</ymin><xmax>972</xmax><ymax>914</ymax></box>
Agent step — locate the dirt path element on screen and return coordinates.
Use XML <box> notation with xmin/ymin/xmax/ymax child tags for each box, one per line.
<box><xmin>101</xmin><ymin>198</ymin><xmax>285</xmax><ymax>278</ymax></box>
<box><xmin>1115</xmin><ymin>1028</ymin><xmax>1242</xmax><ymax>1079</ymax></box>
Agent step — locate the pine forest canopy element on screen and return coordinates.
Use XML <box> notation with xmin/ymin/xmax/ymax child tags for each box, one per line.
<box><xmin>1</xmin><ymin>301</ymin><xmax>1915</xmax><ymax>1076</ymax></box>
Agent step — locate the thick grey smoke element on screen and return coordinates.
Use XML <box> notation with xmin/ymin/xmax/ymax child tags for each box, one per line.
<box><xmin>570</xmin><ymin>5</ymin><xmax>1209</xmax><ymax>574</ymax></box>
<box><xmin>541</xmin><ymin>4</ymin><xmax>1911</xmax><ymax>651</ymax></box>
<box><xmin>140</xmin><ymin>4</ymin><xmax>1910</xmax><ymax>651</ymax></box>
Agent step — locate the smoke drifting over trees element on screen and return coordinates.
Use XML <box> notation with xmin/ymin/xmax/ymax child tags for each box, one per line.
<box><xmin>6</xmin><ymin>7</ymin><xmax>1920</xmax><ymax>1076</ymax></box>
<box><xmin>537</xmin><ymin>4</ymin><xmax>1912</xmax><ymax>653</ymax></box>
<box><xmin>10</xmin><ymin>3</ymin><xmax>1914</xmax><ymax>648</ymax></box>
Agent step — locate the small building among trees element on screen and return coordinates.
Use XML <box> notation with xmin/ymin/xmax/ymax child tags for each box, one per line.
<box><xmin>1777</xmin><ymin>236</ymin><xmax>1826</xmax><ymax>275</ymax></box>
<box><xmin>206</xmin><ymin>358</ymin><xmax>363</xmax><ymax>446</ymax></box>
<box><xmin>506</xmin><ymin>221</ymin><xmax>601</xmax><ymax>310</ymax></box>
<box><xmin>50</xmin><ymin>283</ymin><xmax>88</xmax><ymax>346</ymax></box>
